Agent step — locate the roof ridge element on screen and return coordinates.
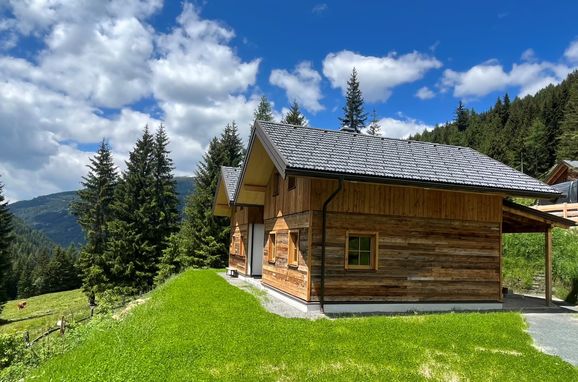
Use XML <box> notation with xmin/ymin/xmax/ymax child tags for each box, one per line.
<box><xmin>256</xmin><ymin>120</ymin><xmax>469</xmax><ymax>151</ymax></box>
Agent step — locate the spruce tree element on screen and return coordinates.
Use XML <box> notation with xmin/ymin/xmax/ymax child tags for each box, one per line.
<box><xmin>367</xmin><ymin>109</ymin><xmax>382</xmax><ymax>136</ymax></box>
<box><xmin>71</xmin><ymin>140</ymin><xmax>118</xmax><ymax>297</ymax></box>
<box><xmin>254</xmin><ymin>96</ymin><xmax>274</xmax><ymax>122</ymax></box>
<box><xmin>179</xmin><ymin>122</ymin><xmax>245</xmax><ymax>269</ymax></box>
<box><xmin>455</xmin><ymin>101</ymin><xmax>469</xmax><ymax>132</ymax></box>
<box><xmin>282</xmin><ymin>100</ymin><xmax>307</xmax><ymax>126</ymax></box>
<box><xmin>106</xmin><ymin>127</ymin><xmax>158</xmax><ymax>295</ymax></box>
<box><xmin>152</xmin><ymin>125</ymin><xmax>179</xmax><ymax>262</ymax></box>
<box><xmin>524</xmin><ymin>119</ymin><xmax>549</xmax><ymax>177</ymax></box>
<box><xmin>0</xmin><ymin>178</ymin><xmax>13</xmax><ymax>312</ymax></box>
<box><xmin>557</xmin><ymin>83</ymin><xmax>578</xmax><ymax>160</ymax></box>
<box><xmin>339</xmin><ymin>68</ymin><xmax>367</xmax><ymax>133</ymax></box>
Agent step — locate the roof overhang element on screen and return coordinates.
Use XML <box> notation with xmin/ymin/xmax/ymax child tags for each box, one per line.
<box><xmin>234</xmin><ymin>123</ymin><xmax>283</xmax><ymax>206</ymax></box>
<box><xmin>502</xmin><ymin>199</ymin><xmax>575</xmax><ymax>233</ymax></box>
<box><xmin>544</xmin><ymin>160</ymin><xmax>578</xmax><ymax>185</ymax></box>
<box><xmin>213</xmin><ymin>172</ymin><xmax>233</xmax><ymax>217</ymax></box>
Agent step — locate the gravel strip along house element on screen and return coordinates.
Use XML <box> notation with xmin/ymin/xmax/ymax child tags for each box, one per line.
<box><xmin>213</xmin><ymin>120</ymin><xmax>575</xmax><ymax>314</ymax></box>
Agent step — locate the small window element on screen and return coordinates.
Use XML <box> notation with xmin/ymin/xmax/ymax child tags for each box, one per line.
<box><xmin>288</xmin><ymin>176</ymin><xmax>296</xmax><ymax>190</ymax></box>
<box><xmin>272</xmin><ymin>173</ymin><xmax>280</xmax><ymax>196</ymax></box>
<box><xmin>288</xmin><ymin>231</ymin><xmax>299</xmax><ymax>266</ymax></box>
<box><xmin>268</xmin><ymin>233</ymin><xmax>276</xmax><ymax>262</ymax></box>
<box><xmin>346</xmin><ymin>233</ymin><xmax>377</xmax><ymax>270</ymax></box>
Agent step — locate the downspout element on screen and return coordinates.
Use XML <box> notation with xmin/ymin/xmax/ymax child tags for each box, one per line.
<box><xmin>320</xmin><ymin>176</ymin><xmax>344</xmax><ymax>313</ymax></box>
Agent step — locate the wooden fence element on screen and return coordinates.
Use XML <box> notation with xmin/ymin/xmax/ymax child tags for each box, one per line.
<box><xmin>533</xmin><ymin>202</ymin><xmax>578</xmax><ymax>222</ymax></box>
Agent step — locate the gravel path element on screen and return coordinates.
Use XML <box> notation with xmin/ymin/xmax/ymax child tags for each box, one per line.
<box><xmin>524</xmin><ymin>311</ymin><xmax>578</xmax><ymax>366</ymax></box>
<box><xmin>220</xmin><ymin>273</ymin><xmax>324</xmax><ymax>320</ymax></box>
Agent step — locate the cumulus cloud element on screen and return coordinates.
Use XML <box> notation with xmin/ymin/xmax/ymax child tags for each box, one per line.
<box><xmin>269</xmin><ymin>61</ymin><xmax>324</xmax><ymax>113</ymax></box>
<box><xmin>415</xmin><ymin>86</ymin><xmax>435</xmax><ymax>100</ymax></box>
<box><xmin>322</xmin><ymin>50</ymin><xmax>442</xmax><ymax>102</ymax></box>
<box><xmin>564</xmin><ymin>39</ymin><xmax>578</xmax><ymax>62</ymax></box>
<box><xmin>375</xmin><ymin>116</ymin><xmax>434</xmax><ymax>139</ymax></box>
<box><xmin>442</xmin><ymin>41</ymin><xmax>578</xmax><ymax>99</ymax></box>
<box><xmin>0</xmin><ymin>1</ymin><xmax>264</xmax><ymax>200</ymax></box>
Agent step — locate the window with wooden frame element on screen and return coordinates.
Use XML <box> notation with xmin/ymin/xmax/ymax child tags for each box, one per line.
<box><xmin>287</xmin><ymin>176</ymin><xmax>296</xmax><ymax>191</ymax></box>
<box><xmin>345</xmin><ymin>232</ymin><xmax>378</xmax><ymax>270</ymax></box>
<box><xmin>288</xmin><ymin>231</ymin><xmax>299</xmax><ymax>267</ymax></box>
<box><xmin>267</xmin><ymin>232</ymin><xmax>276</xmax><ymax>262</ymax></box>
<box><xmin>272</xmin><ymin>173</ymin><xmax>280</xmax><ymax>196</ymax></box>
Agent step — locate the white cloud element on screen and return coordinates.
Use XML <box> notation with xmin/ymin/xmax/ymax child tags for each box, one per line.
<box><xmin>269</xmin><ymin>61</ymin><xmax>324</xmax><ymax>113</ymax></box>
<box><xmin>0</xmin><ymin>1</ymin><xmax>264</xmax><ymax>201</ymax></box>
<box><xmin>312</xmin><ymin>4</ymin><xmax>328</xmax><ymax>14</ymax></box>
<box><xmin>322</xmin><ymin>50</ymin><xmax>442</xmax><ymax>102</ymax></box>
<box><xmin>564</xmin><ymin>39</ymin><xmax>578</xmax><ymax>62</ymax></box>
<box><xmin>442</xmin><ymin>40</ymin><xmax>578</xmax><ymax>99</ymax></box>
<box><xmin>375</xmin><ymin>116</ymin><xmax>434</xmax><ymax>139</ymax></box>
<box><xmin>415</xmin><ymin>86</ymin><xmax>435</xmax><ymax>100</ymax></box>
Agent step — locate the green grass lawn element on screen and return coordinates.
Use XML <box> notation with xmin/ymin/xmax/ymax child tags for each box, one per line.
<box><xmin>0</xmin><ymin>289</ymin><xmax>89</xmax><ymax>338</ymax></box>
<box><xmin>32</xmin><ymin>270</ymin><xmax>577</xmax><ymax>381</ymax></box>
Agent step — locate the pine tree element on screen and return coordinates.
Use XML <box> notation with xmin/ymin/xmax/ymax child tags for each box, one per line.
<box><xmin>524</xmin><ymin>118</ymin><xmax>549</xmax><ymax>177</ymax></box>
<box><xmin>367</xmin><ymin>109</ymin><xmax>381</xmax><ymax>136</ymax></box>
<box><xmin>254</xmin><ymin>96</ymin><xmax>274</xmax><ymax>122</ymax></box>
<box><xmin>557</xmin><ymin>83</ymin><xmax>578</xmax><ymax>160</ymax></box>
<box><xmin>152</xmin><ymin>125</ymin><xmax>179</xmax><ymax>262</ymax></box>
<box><xmin>0</xmin><ymin>178</ymin><xmax>13</xmax><ymax>312</ymax></box>
<box><xmin>71</xmin><ymin>140</ymin><xmax>118</xmax><ymax>297</ymax></box>
<box><xmin>455</xmin><ymin>101</ymin><xmax>469</xmax><ymax>132</ymax></box>
<box><xmin>106</xmin><ymin>127</ymin><xmax>158</xmax><ymax>295</ymax></box>
<box><xmin>179</xmin><ymin>123</ymin><xmax>245</xmax><ymax>270</ymax></box>
<box><xmin>339</xmin><ymin>68</ymin><xmax>367</xmax><ymax>133</ymax></box>
<box><xmin>282</xmin><ymin>100</ymin><xmax>307</xmax><ymax>126</ymax></box>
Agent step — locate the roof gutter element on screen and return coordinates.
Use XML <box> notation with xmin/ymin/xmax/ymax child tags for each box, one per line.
<box><xmin>320</xmin><ymin>176</ymin><xmax>343</xmax><ymax>313</ymax></box>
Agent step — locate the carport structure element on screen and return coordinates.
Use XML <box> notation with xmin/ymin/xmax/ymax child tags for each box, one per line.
<box><xmin>502</xmin><ymin>199</ymin><xmax>576</xmax><ymax>305</ymax></box>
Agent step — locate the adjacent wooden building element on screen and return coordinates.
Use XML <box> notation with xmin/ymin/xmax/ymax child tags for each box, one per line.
<box><xmin>214</xmin><ymin>121</ymin><xmax>574</xmax><ymax>313</ymax></box>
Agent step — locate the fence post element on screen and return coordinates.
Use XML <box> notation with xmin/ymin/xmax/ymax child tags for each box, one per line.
<box><xmin>23</xmin><ymin>331</ymin><xmax>30</xmax><ymax>346</ymax></box>
<box><xmin>59</xmin><ymin>315</ymin><xmax>65</xmax><ymax>336</ymax></box>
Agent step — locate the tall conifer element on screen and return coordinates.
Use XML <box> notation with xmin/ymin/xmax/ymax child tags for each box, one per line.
<box><xmin>339</xmin><ymin>68</ymin><xmax>367</xmax><ymax>133</ymax></box>
<box><xmin>254</xmin><ymin>96</ymin><xmax>274</xmax><ymax>122</ymax></box>
<box><xmin>282</xmin><ymin>101</ymin><xmax>307</xmax><ymax>126</ymax></box>
<box><xmin>72</xmin><ymin>140</ymin><xmax>118</xmax><ymax>296</ymax></box>
<box><xmin>0</xmin><ymin>178</ymin><xmax>13</xmax><ymax>312</ymax></box>
<box><xmin>557</xmin><ymin>83</ymin><xmax>578</xmax><ymax>160</ymax></box>
<box><xmin>367</xmin><ymin>109</ymin><xmax>382</xmax><ymax>136</ymax></box>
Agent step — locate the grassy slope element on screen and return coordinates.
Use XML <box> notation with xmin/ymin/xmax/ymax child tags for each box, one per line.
<box><xmin>33</xmin><ymin>270</ymin><xmax>576</xmax><ymax>381</ymax></box>
<box><xmin>0</xmin><ymin>289</ymin><xmax>88</xmax><ymax>338</ymax></box>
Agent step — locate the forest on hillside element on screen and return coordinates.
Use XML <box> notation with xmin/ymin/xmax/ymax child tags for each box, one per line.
<box><xmin>410</xmin><ymin>70</ymin><xmax>578</xmax><ymax>180</ymax></box>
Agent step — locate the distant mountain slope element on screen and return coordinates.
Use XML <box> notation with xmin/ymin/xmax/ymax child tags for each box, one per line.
<box><xmin>9</xmin><ymin>176</ymin><xmax>195</xmax><ymax>247</ymax></box>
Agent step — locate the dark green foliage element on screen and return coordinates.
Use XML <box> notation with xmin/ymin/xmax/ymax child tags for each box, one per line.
<box><xmin>171</xmin><ymin>122</ymin><xmax>244</xmax><ymax>275</ymax></box>
<box><xmin>253</xmin><ymin>96</ymin><xmax>274</xmax><ymax>122</ymax></box>
<box><xmin>71</xmin><ymin>140</ymin><xmax>118</xmax><ymax>296</ymax></box>
<box><xmin>557</xmin><ymin>82</ymin><xmax>578</xmax><ymax>160</ymax></box>
<box><xmin>282</xmin><ymin>100</ymin><xmax>307</xmax><ymax>126</ymax></box>
<box><xmin>339</xmin><ymin>68</ymin><xmax>367</xmax><ymax>133</ymax></box>
<box><xmin>0</xmin><ymin>179</ymin><xmax>13</xmax><ymax>313</ymax></box>
<box><xmin>411</xmin><ymin>70</ymin><xmax>578</xmax><ymax>179</ymax></box>
<box><xmin>105</xmin><ymin>127</ymin><xmax>158</xmax><ymax>295</ymax></box>
<box><xmin>367</xmin><ymin>109</ymin><xmax>381</xmax><ymax>136</ymax></box>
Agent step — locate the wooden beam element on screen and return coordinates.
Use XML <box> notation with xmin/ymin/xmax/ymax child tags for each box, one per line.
<box><xmin>244</xmin><ymin>184</ymin><xmax>267</xmax><ymax>192</ymax></box>
<box><xmin>545</xmin><ymin>227</ymin><xmax>553</xmax><ymax>306</ymax></box>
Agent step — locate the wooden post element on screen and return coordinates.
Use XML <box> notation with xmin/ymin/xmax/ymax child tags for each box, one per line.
<box><xmin>545</xmin><ymin>227</ymin><xmax>553</xmax><ymax>306</ymax></box>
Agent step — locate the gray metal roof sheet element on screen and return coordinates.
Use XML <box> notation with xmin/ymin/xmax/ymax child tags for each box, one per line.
<box><xmin>256</xmin><ymin>121</ymin><xmax>559</xmax><ymax>198</ymax></box>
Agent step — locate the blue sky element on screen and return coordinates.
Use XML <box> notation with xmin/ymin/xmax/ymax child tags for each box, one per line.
<box><xmin>0</xmin><ymin>0</ymin><xmax>577</xmax><ymax>201</ymax></box>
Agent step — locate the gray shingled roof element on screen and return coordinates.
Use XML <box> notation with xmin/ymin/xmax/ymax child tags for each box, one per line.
<box><xmin>563</xmin><ymin>160</ymin><xmax>578</xmax><ymax>169</ymax></box>
<box><xmin>254</xmin><ymin>121</ymin><xmax>559</xmax><ymax>198</ymax></box>
<box><xmin>221</xmin><ymin>166</ymin><xmax>241</xmax><ymax>203</ymax></box>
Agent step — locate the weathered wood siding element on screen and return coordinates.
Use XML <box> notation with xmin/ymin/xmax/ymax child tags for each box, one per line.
<box><xmin>262</xmin><ymin>173</ymin><xmax>312</xmax><ymax>300</ymax></box>
<box><xmin>228</xmin><ymin>206</ymin><xmax>264</xmax><ymax>275</ymax></box>
<box><xmin>308</xmin><ymin>179</ymin><xmax>503</xmax><ymax>303</ymax></box>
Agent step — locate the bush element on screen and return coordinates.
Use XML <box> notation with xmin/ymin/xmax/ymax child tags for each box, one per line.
<box><xmin>0</xmin><ymin>333</ymin><xmax>26</xmax><ymax>368</ymax></box>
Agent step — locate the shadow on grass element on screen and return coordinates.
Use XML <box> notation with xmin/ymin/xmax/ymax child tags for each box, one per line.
<box><xmin>0</xmin><ymin>311</ymin><xmax>54</xmax><ymax>325</ymax></box>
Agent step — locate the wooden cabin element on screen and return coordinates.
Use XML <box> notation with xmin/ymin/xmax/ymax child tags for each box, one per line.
<box><xmin>213</xmin><ymin>121</ymin><xmax>574</xmax><ymax>313</ymax></box>
<box><xmin>534</xmin><ymin>160</ymin><xmax>578</xmax><ymax>222</ymax></box>
<box><xmin>544</xmin><ymin>160</ymin><xmax>578</xmax><ymax>185</ymax></box>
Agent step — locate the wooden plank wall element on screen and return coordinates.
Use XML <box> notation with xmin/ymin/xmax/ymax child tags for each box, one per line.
<box><xmin>308</xmin><ymin>179</ymin><xmax>503</xmax><ymax>303</ymax></box>
<box><xmin>228</xmin><ymin>206</ymin><xmax>264</xmax><ymax>276</ymax></box>
<box><xmin>262</xmin><ymin>173</ymin><xmax>312</xmax><ymax>300</ymax></box>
